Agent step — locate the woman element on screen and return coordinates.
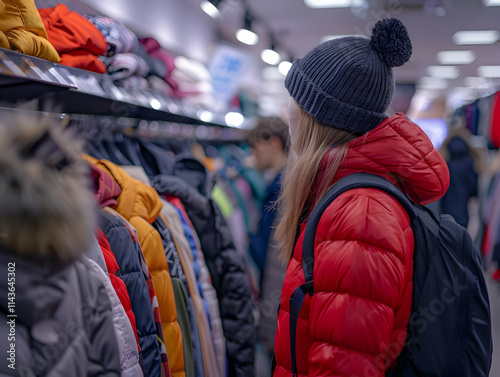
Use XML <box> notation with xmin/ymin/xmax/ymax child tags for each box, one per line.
<box><xmin>273</xmin><ymin>19</ymin><xmax>450</xmax><ymax>376</ymax></box>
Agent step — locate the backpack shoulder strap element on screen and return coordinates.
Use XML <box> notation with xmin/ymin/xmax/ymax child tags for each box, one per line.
<box><xmin>289</xmin><ymin>172</ymin><xmax>417</xmax><ymax>377</ymax></box>
<box><xmin>302</xmin><ymin>172</ymin><xmax>417</xmax><ymax>283</ymax></box>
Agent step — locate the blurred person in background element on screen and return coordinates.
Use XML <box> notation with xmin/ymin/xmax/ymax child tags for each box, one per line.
<box><xmin>248</xmin><ymin>116</ymin><xmax>289</xmax><ymax>376</ymax></box>
<box><xmin>440</xmin><ymin>126</ymin><xmax>480</xmax><ymax>228</ymax></box>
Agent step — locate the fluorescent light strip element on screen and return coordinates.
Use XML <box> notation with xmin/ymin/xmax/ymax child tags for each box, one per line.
<box><xmin>426</xmin><ymin>65</ymin><xmax>460</xmax><ymax>79</ymax></box>
<box><xmin>484</xmin><ymin>0</ymin><xmax>500</xmax><ymax>6</ymax></box>
<box><xmin>452</xmin><ymin>30</ymin><xmax>499</xmax><ymax>45</ymax></box>
<box><xmin>419</xmin><ymin>77</ymin><xmax>449</xmax><ymax>90</ymax></box>
<box><xmin>236</xmin><ymin>28</ymin><xmax>259</xmax><ymax>45</ymax></box>
<box><xmin>304</xmin><ymin>0</ymin><xmax>351</xmax><ymax>8</ymax></box>
<box><xmin>436</xmin><ymin>51</ymin><xmax>476</xmax><ymax>65</ymax></box>
<box><xmin>477</xmin><ymin>66</ymin><xmax>500</xmax><ymax>78</ymax></box>
<box><xmin>261</xmin><ymin>49</ymin><xmax>281</xmax><ymax>65</ymax></box>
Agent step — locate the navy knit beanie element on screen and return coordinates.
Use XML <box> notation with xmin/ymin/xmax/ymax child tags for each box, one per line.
<box><xmin>285</xmin><ymin>18</ymin><xmax>412</xmax><ymax>134</ymax></box>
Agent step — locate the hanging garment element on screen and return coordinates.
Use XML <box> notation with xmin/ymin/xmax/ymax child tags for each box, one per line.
<box><xmin>121</xmin><ymin>164</ymin><xmax>216</xmax><ymax>377</ymax></box>
<box><xmin>489</xmin><ymin>91</ymin><xmax>500</xmax><ymax>148</ymax></box>
<box><xmin>171</xmin><ymin>277</ymin><xmax>195</xmax><ymax>377</ymax></box>
<box><xmin>161</xmin><ymin>199</ymin><xmax>227</xmax><ymax>377</ymax></box>
<box><xmin>38</xmin><ymin>4</ymin><xmax>107</xmax><ymax>73</ymax></box>
<box><xmin>88</xmin><ymin>157</ymin><xmax>186</xmax><ymax>377</ymax></box>
<box><xmin>103</xmin><ymin>207</ymin><xmax>172</xmax><ymax>377</ymax></box>
<box><xmin>0</xmin><ymin>252</ymin><xmax>120</xmax><ymax>376</ymax></box>
<box><xmin>0</xmin><ymin>0</ymin><xmax>59</xmax><ymax>62</ymax></box>
<box><xmin>152</xmin><ymin>166</ymin><xmax>255</xmax><ymax>377</ymax></box>
<box><xmin>85</xmin><ymin>256</ymin><xmax>144</xmax><ymax>377</ymax></box>
<box><xmin>96</xmin><ymin>230</ymin><xmax>141</xmax><ymax>353</ymax></box>
<box><xmin>88</xmin><ymin>162</ymin><xmax>164</xmax><ymax>377</ymax></box>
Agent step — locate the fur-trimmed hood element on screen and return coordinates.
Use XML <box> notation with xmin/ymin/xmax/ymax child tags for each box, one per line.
<box><xmin>0</xmin><ymin>114</ymin><xmax>95</xmax><ymax>261</ymax></box>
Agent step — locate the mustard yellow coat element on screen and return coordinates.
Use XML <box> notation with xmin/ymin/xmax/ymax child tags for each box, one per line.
<box><xmin>0</xmin><ymin>0</ymin><xmax>59</xmax><ymax>62</ymax></box>
<box><xmin>84</xmin><ymin>156</ymin><xmax>186</xmax><ymax>377</ymax></box>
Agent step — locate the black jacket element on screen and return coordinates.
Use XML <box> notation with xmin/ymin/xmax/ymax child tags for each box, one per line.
<box><xmin>151</xmin><ymin>157</ymin><xmax>255</xmax><ymax>377</ymax></box>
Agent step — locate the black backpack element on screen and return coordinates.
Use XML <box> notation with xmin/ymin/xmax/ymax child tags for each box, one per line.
<box><xmin>289</xmin><ymin>173</ymin><xmax>492</xmax><ymax>377</ymax></box>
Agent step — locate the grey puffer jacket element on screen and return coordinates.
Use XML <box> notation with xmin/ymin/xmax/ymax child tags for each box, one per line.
<box><xmin>0</xmin><ymin>251</ymin><xmax>121</xmax><ymax>377</ymax></box>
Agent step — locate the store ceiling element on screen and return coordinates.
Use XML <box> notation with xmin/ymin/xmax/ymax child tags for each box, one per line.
<box><xmin>210</xmin><ymin>0</ymin><xmax>500</xmax><ymax>102</ymax></box>
<box><xmin>72</xmin><ymin>0</ymin><xmax>500</xmax><ymax>115</ymax></box>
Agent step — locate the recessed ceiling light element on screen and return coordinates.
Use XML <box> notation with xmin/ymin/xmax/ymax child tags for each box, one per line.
<box><xmin>452</xmin><ymin>30</ymin><xmax>499</xmax><ymax>45</ymax></box>
<box><xmin>483</xmin><ymin>0</ymin><xmax>500</xmax><ymax>6</ymax></box>
<box><xmin>225</xmin><ymin>112</ymin><xmax>244</xmax><ymax>127</ymax></box>
<box><xmin>419</xmin><ymin>77</ymin><xmax>449</xmax><ymax>90</ymax></box>
<box><xmin>304</xmin><ymin>0</ymin><xmax>351</xmax><ymax>8</ymax></box>
<box><xmin>236</xmin><ymin>29</ymin><xmax>259</xmax><ymax>45</ymax></box>
<box><xmin>436</xmin><ymin>51</ymin><xmax>476</xmax><ymax>65</ymax></box>
<box><xmin>426</xmin><ymin>66</ymin><xmax>460</xmax><ymax>79</ymax></box>
<box><xmin>200</xmin><ymin>0</ymin><xmax>221</xmax><ymax>18</ymax></box>
<box><xmin>261</xmin><ymin>48</ymin><xmax>281</xmax><ymax>65</ymax></box>
<box><xmin>278</xmin><ymin>61</ymin><xmax>292</xmax><ymax>76</ymax></box>
<box><xmin>477</xmin><ymin>65</ymin><xmax>500</xmax><ymax>78</ymax></box>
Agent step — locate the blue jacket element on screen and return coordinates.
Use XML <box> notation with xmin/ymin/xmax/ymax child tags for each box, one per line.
<box><xmin>98</xmin><ymin>210</ymin><xmax>161</xmax><ymax>377</ymax></box>
<box><xmin>249</xmin><ymin>170</ymin><xmax>282</xmax><ymax>278</ymax></box>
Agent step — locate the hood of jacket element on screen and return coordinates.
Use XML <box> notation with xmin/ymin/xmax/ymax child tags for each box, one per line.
<box><xmin>89</xmin><ymin>164</ymin><xmax>122</xmax><ymax>208</ymax></box>
<box><xmin>314</xmin><ymin>113</ymin><xmax>450</xmax><ymax>207</ymax></box>
<box><xmin>83</xmin><ymin>155</ymin><xmax>162</xmax><ymax>224</ymax></box>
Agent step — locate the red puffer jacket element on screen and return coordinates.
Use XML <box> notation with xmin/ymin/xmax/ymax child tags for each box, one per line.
<box><xmin>273</xmin><ymin>113</ymin><xmax>450</xmax><ymax>377</ymax></box>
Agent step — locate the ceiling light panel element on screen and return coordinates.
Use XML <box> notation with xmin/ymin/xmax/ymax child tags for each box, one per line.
<box><xmin>436</xmin><ymin>51</ymin><xmax>476</xmax><ymax>65</ymax></box>
<box><xmin>452</xmin><ymin>30</ymin><xmax>499</xmax><ymax>45</ymax></box>
<box><xmin>304</xmin><ymin>0</ymin><xmax>351</xmax><ymax>8</ymax></box>
<box><xmin>419</xmin><ymin>77</ymin><xmax>449</xmax><ymax>90</ymax></box>
<box><xmin>483</xmin><ymin>0</ymin><xmax>500</xmax><ymax>6</ymax></box>
<box><xmin>477</xmin><ymin>66</ymin><xmax>500</xmax><ymax>78</ymax></box>
<box><xmin>426</xmin><ymin>65</ymin><xmax>460</xmax><ymax>79</ymax></box>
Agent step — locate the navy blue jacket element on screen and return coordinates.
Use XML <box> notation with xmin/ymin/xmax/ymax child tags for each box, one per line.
<box><xmin>98</xmin><ymin>210</ymin><xmax>161</xmax><ymax>377</ymax></box>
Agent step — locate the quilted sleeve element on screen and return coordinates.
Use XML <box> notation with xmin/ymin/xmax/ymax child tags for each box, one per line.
<box><xmin>308</xmin><ymin>188</ymin><xmax>414</xmax><ymax>377</ymax></box>
<box><xmin>140</xmin><ymin>226</ymin><xmax>185</xmax><ymax>377</ymax></box>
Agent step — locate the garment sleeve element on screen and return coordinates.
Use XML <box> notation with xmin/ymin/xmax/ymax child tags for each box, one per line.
<box><xmin>78</xmin><ymin>259</ymin><xmax>121</xmax><ymax>377</ymax></box>
<box><xmin>307</xmin><ymin>189</ymin><xmax>414</xmax><ymax>377</ymax></box>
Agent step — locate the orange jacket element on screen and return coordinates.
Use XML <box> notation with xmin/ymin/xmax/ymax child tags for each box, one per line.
<box><xmin>84</xmin><ymin>155</ymin><xmax>186</xmax><ymax>377</ymax></box>
<box><xmin>0</xmin><ymin>0</ymin><xmax>59</xmax><ymax>62</ymax></box>
<box><xmin>38</xmin><ymin>4</ymin><xmax>106</xmax><ymax>73</ymax></box>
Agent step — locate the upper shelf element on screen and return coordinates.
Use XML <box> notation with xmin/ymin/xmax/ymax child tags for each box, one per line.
<box><xmin>0</xmin><ymin>47</ymin><xmax>228</xmax><ymax>127</ymax></box>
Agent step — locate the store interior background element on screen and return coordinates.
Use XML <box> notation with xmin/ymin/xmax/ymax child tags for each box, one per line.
<box><xmin>47</xmin><ymin>0</ymin><xmax>500</xmax><ymax>131</ymax></box>
<box><xmin>7</xmin><ymin>0</ymin><xmax>500</xmax><ymax>375</ymax></box>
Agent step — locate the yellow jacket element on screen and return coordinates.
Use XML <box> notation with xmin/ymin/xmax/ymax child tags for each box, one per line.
<box><xmin>0</xmin><ymin>0</ymin><xmax>59</xmax><ymax>62</ymax></box>
<box><xmin>83</xmin><ymin>156</ymin><xmax>186</xmax><ymax>377</ymax></box>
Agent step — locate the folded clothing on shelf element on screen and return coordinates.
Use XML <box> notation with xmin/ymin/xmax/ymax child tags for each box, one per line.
<box><xmin>0</xmin><ymin>0</ymin><xmax>59</xmax><ymax>63</ymax></box>
<box><xmin>38</xmin><ymin>4</ymin><xmax>107</xmax><ymax>73</ymax></box>
<box><xmin>85</xmin><ymin>15</ymin><xmax>138</xmax><ymax>57</ymax></box>
<box><xmin>104</xmin><ymin>52</ymin><xmax>149</xmax><ymax>80</ymax></box>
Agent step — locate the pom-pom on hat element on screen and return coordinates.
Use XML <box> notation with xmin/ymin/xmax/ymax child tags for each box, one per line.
<box><xmin>285</xmin><ymin>18</ymin><xmax>412</xmax><ymax>134</ymax></box>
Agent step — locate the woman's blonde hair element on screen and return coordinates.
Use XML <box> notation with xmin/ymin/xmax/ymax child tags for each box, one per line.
<box><xmin>274</xmin><ymin>105</ymin><xmax>358</xmax><ymax>261</ymax></box>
